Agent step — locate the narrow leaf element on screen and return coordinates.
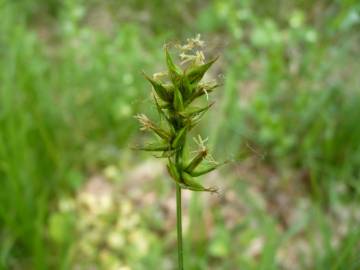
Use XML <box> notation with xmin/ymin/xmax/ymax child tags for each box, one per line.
<box><xmin>132</xmin><ymin>142</ymin><xmax>172</xmax><ymax>152</ymax></box>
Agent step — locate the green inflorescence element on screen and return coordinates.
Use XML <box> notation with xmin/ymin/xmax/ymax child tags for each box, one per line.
<box><xmin>135</xmin><ymin>36</ymin><xmax>224</xmax><ymax>193</ymax></box>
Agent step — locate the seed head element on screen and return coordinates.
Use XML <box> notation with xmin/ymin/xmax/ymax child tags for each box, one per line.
<box><xmin>135</xmin><ymin>36</ymin><xmax>225</xmax><ymax>192</ymax></box>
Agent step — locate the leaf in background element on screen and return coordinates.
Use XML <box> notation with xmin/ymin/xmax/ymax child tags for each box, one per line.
<box><xmin>209</xmin><ymin>226</ymin><xmax>231</xmax><ymax>258</ymax></box>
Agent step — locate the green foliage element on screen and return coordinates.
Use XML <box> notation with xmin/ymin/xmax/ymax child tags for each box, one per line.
<box><xmin>1</xmin><ymin>0</ymin><xmax>360</xmax><ymax>269</ymax></box>
<box><xmin>0</xmin><ymin>1</ymin><xmax>163</xmax><ymax>268</ymax></box>
<box><xmin>205</xmin><ymin>1</ymin><xmax>360</xmax><ymax>200</ymax></box>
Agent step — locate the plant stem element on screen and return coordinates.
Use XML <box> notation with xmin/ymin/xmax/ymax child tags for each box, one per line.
<box><xmin>176</xmin><ymin>183</ymin><xmax>184</xmax><ymax>270</ymax></box>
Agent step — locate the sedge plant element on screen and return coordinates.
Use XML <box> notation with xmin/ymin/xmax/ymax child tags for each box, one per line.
<box><xmin>135</xmin><ymin>36</ymin><xmax>224</xmax><ymax>269</ymax></box>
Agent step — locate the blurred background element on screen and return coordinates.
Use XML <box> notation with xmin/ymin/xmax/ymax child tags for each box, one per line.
<box><xmin>1</xmin><ymin>0</ymin><xmax>360</xmax><ymax>269</ymax></box>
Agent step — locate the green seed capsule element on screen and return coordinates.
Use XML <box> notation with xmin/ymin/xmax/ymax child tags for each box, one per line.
<box><xmin>187</xmin><ymin>83</ymin><xmax>219</xmax><ymax>104</ymax></box>
<box><xmin>153</xmin><ymin>95</ymin><xmax>174</xmax><ymax>132</ymax></box>
<box><xmin>135</xmin><ymin>114</ymin><xmax>171</xmax><ymax>141</ymax></box>
<box><xmin>167</xmin><ymin>159</ymin><xmax>182</xmax><ymax>183</ymax></box>
<box><xmin>181</xmin><ymin>172</ymin><xmax>216</xmax><ymax>192</ymax></box>
<box><xmin>143</xmin><ymin>72</ymin><xmax>172</xmax><ymax>102</ymax></box>
<box><xmin>185</xmin><ymin>149</ymin><xmax>207</xmax><ymax>173</ymax></box>
<box><xmin>179</xmin><ymin>73</ymin><xmax>193</xmax><ymax>100</ymax></box>
<box><xmin>151</xmin><ymin>125</ymin><xmax>172</xmax><ymax>141</ymax></box>
<box><xmin>189</xmin><ymin>161</ymin><xmax>227</xmax><ymax>177</ymax></box>
<box><xmin>173</xmin><ymin>87</ymin><xmax>184</xmax><ymax>111</ymax></box>
<box><xmin>179</xmin><ymin>102</ymin><xmax>215</xmax><ymax>118</ymax></box>
<box><xmin>187</xmin><ymin>57</ymin><xmax>218</xmax><ymax>84</ymax></box>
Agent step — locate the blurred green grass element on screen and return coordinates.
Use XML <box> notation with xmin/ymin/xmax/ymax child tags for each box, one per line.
<box><xmin>0</xmin><ymin>0</ymin><xmax>360</xmax><ymax>269</ymax></box>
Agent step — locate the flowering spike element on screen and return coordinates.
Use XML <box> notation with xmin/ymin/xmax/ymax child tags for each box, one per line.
<box><xmin>135</xmin><ymin>37</ymin><xmax>224</xmax><ymax>192</ymax></box>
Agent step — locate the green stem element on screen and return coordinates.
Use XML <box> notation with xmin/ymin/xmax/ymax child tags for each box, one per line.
<box><xmin>176</xmin><ymin>183</ymin><xmax>184</xmax><ymax>270</ymax></box>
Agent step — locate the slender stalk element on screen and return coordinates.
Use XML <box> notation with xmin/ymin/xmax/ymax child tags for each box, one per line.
<box><xmin>176</xmin><ymin>184</ymin><xmax>184</xmax><ymax>270</ymax></box>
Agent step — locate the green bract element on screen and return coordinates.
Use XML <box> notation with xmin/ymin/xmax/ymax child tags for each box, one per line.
<box><xmin>136</xmin><ymin>44</ymin><xmax>222</xmax><ymax>192</ymax></box>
